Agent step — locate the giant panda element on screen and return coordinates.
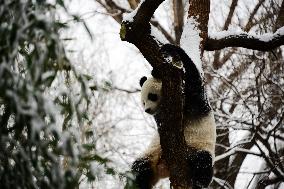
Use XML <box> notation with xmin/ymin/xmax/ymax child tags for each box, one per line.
<box><xmin>131</xmin><ymin>44</ymin><xmax>216</xmax><ymax>189</ymax></box>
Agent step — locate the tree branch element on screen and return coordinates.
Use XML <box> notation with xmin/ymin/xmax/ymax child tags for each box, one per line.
<box><xmin>215</xmin><ymin>147</ymin><xmax>261</xmax><ymax>162</ymax></box>
<box><xmin>205</xmin><ymin>27</ymin><xmax>284</xmax><ymax>51</ymax></box>
<box><xmin>150</xmin><ymin>19</ymin><xmax>175</xmax><ymax>44</ymax></box>
<box><xmin>127</xmin><ymin>0</ymin><xmax>139</xmax><ymax>9</ymax></box>
<box><xmin>173</xmin><ymin>0</ymin><xmax>184</xmax><ymax>44</ymax></box>
<box><xmin>223</xmin><ymin>0</ymin><xmax>238</xmax><ymax>30</ymax></box>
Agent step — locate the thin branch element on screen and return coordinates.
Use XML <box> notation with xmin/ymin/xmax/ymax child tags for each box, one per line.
<box><xmin>223</xmin><ymin>0</ymin><xmax>238</xmax><ymax>30</ymax></box>
<box><xmin>215</xmin><ymin>147</ymin><xmax>261</xmax><ymax>162</ymax></box>
<box><xmin>173</xmin><ymin>0</ymin><xmax>184</xmax><ymax>44</ymax></box>
<box><xmin>113</xmin><ymin>87</ymin><xmax>140</xmax><ymax>93</ymax></box>
<box><xmin>127</xmin><ymin>0</ymin><xmax>139</xmax><ymax>9</ymax></box>
<box><xmin>105</xmin><ymin>0</ymin><xmax>129</xmax><ymax>12</ymax></box>
<box><xmin>244</xmin><ymin>0</ymin><xmax>265</xmax><ymax>32</ymax></box>
<box><xmin>95</xmin><ymin>0</ymin><xmax>130</xmax><ymax>23</ymax></box>
<box><xmin>150</xmin><ymin>19</ymin><xmax>175</xmax><ymax>44</ymax></box>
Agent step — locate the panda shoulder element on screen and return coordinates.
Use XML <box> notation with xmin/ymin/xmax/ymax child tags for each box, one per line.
<box><xmin>160</xmin><ymin>44</ymin><xmax>197</xmax><ymax>74</ymax></box>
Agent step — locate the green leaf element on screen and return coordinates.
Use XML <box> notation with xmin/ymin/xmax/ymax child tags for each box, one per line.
<box><xmin>86</xmin><ymin>171</ymin><xmax>96</xmax><ymax>181</ymax></box>
<box><xmin>82</xmin><ymin>154</ymin><xmax>109</xmax><ymax>164</ymax></box>
<box><xmin>82</xmin><ymin>143</ymin><xmax>96</xmax><ymax>151</ymax></box>
<box><xmin>90</xmin><ymin>85</ymin><xmax>98</xmax><ymax>91</ymax></box>
<box><xmin>106</xmin><ymin>168</ymin><xmax>115</xmax><ymax>175</ymax></box>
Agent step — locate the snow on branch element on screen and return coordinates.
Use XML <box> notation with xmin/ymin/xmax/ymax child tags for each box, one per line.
<box><xmin>205</xmin><ymin>27</ymin><xmax>284</xmax><ymax>51</ymax></box>
<box><xmin>180</xmin><ymin>18</ymin><xmax>203</xmax><ymax>74</ymax></box>
<box><xmin>120</xmin><ymin>0</ymin><xmax>166</xmax><ymax>69</ymax></box>
<box><xmin>123</xmin><ymin>0</ymin><xmax>163</xmax><ymax>25</ymax></box>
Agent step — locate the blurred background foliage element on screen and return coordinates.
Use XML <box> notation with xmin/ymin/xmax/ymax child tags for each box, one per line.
<box><xmin>0</xmin><ymin>1</ymin><xmax>124</xmax><ymax>188</ymax></box>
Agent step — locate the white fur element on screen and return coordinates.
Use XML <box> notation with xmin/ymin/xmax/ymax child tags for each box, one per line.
<box><xmin>141</xmin><ymin>78</ymin><xmax>162</xmax><ymax>115</ymax></box>
<box><xmin>184</xmin><ymin>111</ymin><xmax>216</xmax><ymax>158</ymax></box>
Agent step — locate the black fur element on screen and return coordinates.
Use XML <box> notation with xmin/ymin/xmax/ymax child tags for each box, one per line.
<box><xmin>140</xmin><ymin>76</ymin><xmax>147</xmax><ymax>87</ymax></box>
<box><xmin>151</xmin><ymin>69</ymin><xmax>160</xmax><ymax>79</ymax></box>
<box><xmin>148</xmin><ymin>93</ymin><xmax>158</xmax><ymax>102</ymax></box>
<box><xmin>188</xmin><ymin>150</ymin><xmax>213</xmax><ymax>188</ymax></box>
<box><xmin>159</xmin><ymin>44</ymin><xmax>211</xmax><ymax>117</ymax></box>
<box><xmin>132</xmin><ymin>157</ymin><xmax>154</xmax><ymax>189</ymax></box>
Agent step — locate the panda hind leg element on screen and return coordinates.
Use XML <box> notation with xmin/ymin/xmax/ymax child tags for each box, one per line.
<box><xmin>188</xmin><ymin>150</ymin><xmax>213</xmax><ymax>188</ymax></box>
<box><xmin>131</xmin><ymin>157</ymin><xmax>154</xmax><ymax>189</ymax></box>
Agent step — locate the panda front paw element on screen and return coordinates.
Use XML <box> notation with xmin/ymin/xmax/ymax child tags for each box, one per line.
<box><xmin>131</xmin><ymin>157</ymin><xmax>154</xmax><ymax>189</ymax></box>
<box><xmin>187</xmin><ymin>150</ymin><xmax>213</xmax><ymax>188</ymax></box>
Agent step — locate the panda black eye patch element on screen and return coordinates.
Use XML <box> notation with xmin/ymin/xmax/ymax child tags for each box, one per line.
<box><xmin>148</xmin><ymin>93</ymin><xmax>158</xmax><ymax>101</ymax></box>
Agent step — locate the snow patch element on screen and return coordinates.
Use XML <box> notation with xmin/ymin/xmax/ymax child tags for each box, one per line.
<box><xmin>150</xmin><ymin>24</ymin><xmax>168</xmax><ymax>45</ymax></box>
<box><xmin>180</xmin><ymin>17</ymin><xmax>203</xmax><ymax>75</ymax></box>
<box><xmin>123</xmin><ymin>0</ymin><xmax>145</xmax><ymax>22</ymax></box>
<box><xmin>209</xmin><ymin>26</ymin><xmax>284</xmax><ymax>42</ymax></box>
<box><xmin>90</xmin><ymin>161</ymin><xmax>105</xmax><ymax>179</ymax></box>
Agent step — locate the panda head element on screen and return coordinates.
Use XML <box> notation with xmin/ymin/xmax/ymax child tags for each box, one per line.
<box><xmin>140</xmin><ymin>76</ymin><xmax>162</xmax><ymax>115</ymax></box>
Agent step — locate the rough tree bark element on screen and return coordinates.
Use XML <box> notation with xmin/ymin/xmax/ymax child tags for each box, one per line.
<box><xmin>187</xmin><ymin>0</ymin><xmax>210</xmax><ymax>54</ymax></box>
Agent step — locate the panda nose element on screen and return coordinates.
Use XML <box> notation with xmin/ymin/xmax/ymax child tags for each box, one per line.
<box><xmin>145</xmin><ymin>108</ymin><xmax>151</xmax><ymax>113</ymax></box>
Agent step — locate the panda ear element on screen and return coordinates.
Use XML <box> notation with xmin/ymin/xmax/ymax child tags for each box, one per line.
<box><xmin>151</xmin><ymin>69</ymin><xmax>160</xmax><ymax>79</ymax></box>
<box><xmin>140</xmin><ymin>76</ymin><xmax>147</xmax><ymax>87</ymax></box>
